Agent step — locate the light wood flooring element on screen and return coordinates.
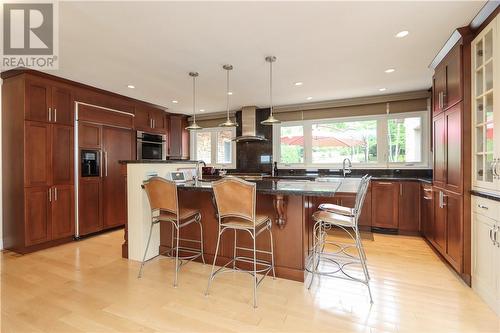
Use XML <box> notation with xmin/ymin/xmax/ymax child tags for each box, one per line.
<box><xmin>1</xmin><ymin>230</ymin><xmax>498</xmax><ymax>333</ymax></box>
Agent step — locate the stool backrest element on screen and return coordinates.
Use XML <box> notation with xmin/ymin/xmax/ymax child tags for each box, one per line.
<box><xmin>354</xmin><ymin>175</ymin><xmax>371</xmax><ymax>220</ymax></box>
<box><xmin>212</xmin><ymin>176</ymin><xmax>256</xmax><ymax>222</ymax></box>
<box><xmin>142</xmin><ymin>177</ymin><xmax>178</xmax><ymax>215</ymax></box>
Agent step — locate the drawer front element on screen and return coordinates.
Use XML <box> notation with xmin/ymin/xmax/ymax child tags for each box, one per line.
<box><xmin>472</xmin><ymin>196</ymin><xmax>500</xmax><ymax>221</ymax></box>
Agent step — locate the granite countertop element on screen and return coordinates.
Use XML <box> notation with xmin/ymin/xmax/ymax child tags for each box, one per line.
<box><xmin>204</xmin><ymin>174</ymin><xmax>433</xmax><ymax>184</ymax></box>
<box><xmin>177</xmin><ymin>178</ymin><xmax>359</xmax><ymax>197</ymax></box>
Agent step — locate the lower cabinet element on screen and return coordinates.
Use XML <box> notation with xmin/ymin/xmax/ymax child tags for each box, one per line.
<box><xmin>398</xmin><ymin>181</ymin><xmax>421</xmax><ymax>233</ymax></box>
<box><xmin>24</xmin><ymin>185</ymin><xmax>74</xmax><ymax>247</ymax></box>
<box><xmin>430</xmin><ymin>187</ymin><xmax>463</xmax><ymax>272</ymax></box>
<box><xmin>372</xmin><ymin>181</ymin><xmax>399</xmax><ymax>229</ymax></box>
<box><xmin>421</xmin><ymin>184</ymin><xmax>434</xmax><ymax>239</ymax></box>
<box><xmin>472</xmin><ymin>196</ymin><xmax>500</xmax><ymax>316</ymax></box>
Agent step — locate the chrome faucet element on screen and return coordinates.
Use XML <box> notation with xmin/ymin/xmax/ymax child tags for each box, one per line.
<box><xmin>195</xmin><ymin>160</ymin><xmax>206</xmax><ymax>181</ymax></box>
<box><xmin>342</xmin><ymin>158</ymin><xmax>352</xmax><ymax>177</ymax></box>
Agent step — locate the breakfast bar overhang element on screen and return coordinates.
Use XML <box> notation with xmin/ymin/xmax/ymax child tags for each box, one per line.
<box><xmin>120</xmin><ymin>161</ymin><xmax>360</xmax><ymax>282</ymax></box>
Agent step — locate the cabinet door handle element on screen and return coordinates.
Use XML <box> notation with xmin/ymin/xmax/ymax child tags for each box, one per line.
<box><xmin>48</xmin><ymin>188</ymin><xmax>52</xmax><ymax>202</ymax></box>
<box><xmin>54</xmin><ymin>108</ymin><xmax>57</xmax><ymax>123</ymax></box>
<box><xmin>477</xmin><ymin>204</ymin><xmax>489</xmax><ymax>210</ymax></box>
<box><xmin>442</xmin><ymin>194</ymin><xmax>447</xmax><ymax>207</ymax></box>
<box><xmin>442</xmin><ymin>92</ymin><xmax>447</xmax><ymax>108</ymax></box>
<box><xmin>490</xmin><ymin>228</ymin><xmax>494</xmax><ymax>243</ymax></box>
<box><xmin>377</xmin><ymin>182</ymin><xmax>393</xmax><ymax>185</ymax></box>
<box><xmin>104</xmin><ymin>151</ymin><xmax>108</xmax><ymax>177</ymax></box>
<box><xmin>48</xmin><ymin>107</ymin><xmax>52</xmax><ymax>122</ymax></box>
<box><xmin>54</xmin><ymin>187</ymin><xmax>57</xmax><ymax>201</ymax></box>
<box><xmin>399</xmin><ymin>183</ymin><xmax>403</xmax><ymax>196</ymax></box>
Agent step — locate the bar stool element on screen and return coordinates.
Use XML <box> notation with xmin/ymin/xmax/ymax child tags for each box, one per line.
<box><xmin>205</xmin><ymin>176</ymin><xmax>275</xmax><ymax>308</ymax></box>
<box><xmin>307</xmin><ymin>175</ymin><xmax>373</xmax><ymax>303</ymax></box>
<box><xmin>138</xmin><ymin>177</ymin><xmax>205</xmax><ymax>287</ymax></box>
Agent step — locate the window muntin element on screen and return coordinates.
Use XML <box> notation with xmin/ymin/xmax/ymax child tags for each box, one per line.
<box><xmin>311</xmin><ymin>120</ymin><xmax>377</xmax><ymax>164</ymax></box>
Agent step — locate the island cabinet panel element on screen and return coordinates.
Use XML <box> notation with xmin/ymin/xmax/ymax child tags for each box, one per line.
<box><xmin>371</xmin><ymin>181</ymin><xmax>399</xmax><ymax>229</ymax></box>
<box><xmin>102</xmin><ymin>126</ymin><xmax>133</xmax><ymax>228</ymax></box>
<box><xmin>398</xmin><ymin>181</ymin><xmax>421</xmax><ymax>233</ymax></box>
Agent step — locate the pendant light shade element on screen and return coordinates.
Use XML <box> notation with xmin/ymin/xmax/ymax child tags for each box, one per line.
<box><xmin>185</xmin><ymin>71</ymin><xmax>203</xmax><ymax>131</ymax></box>
<box><xmin>261</xmin><ymin>56</ymin><xmax>281</xmax><ymax>125</ymax></box>
<box><xmin>219</xmin><ymin>64</ymin><xmax>238</xmax><ymax>127</ymax></box>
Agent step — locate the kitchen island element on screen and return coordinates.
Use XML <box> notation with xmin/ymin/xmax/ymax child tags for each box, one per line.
<box><xmin>120</xmin><ymin>160</ymin><xmax>361</xmax><ymax>282</ymax></box>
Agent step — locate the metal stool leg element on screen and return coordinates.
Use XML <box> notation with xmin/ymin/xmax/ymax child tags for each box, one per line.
<box><xmin>198</xmin><ymin>215</ymin><xmax>206</xmax><ymax>264</ymax></box>
<box><xmin>138</xmin><ymin>220</ymin><xmax>155</xmax><ymax>278</ymax></box>
<box><xmin>354</xmin><ymin>227</ymin><xmax>373</xmax><ymax>303</ymax></box>
<box><xmin>354</xmin><ymin>227</ymin><xmax>370</xmax><ymax>280</ymax></box>
<box><xmin>268</xmin><ymin>224</ymin><xmax>276</xmax><ymax>279</ymax></box>
<box><xmin>233</xmin><ymin>229</ymin><xmax>237</xmax><ymax>269</ymax></box>
<box><xmin>205</xmin><ymin>225</ymin><xmax>222</xmax><ymax>296</ymax></box>
<box><xmin>252</xmin><ymin>231</ymin><xmax>258</xmax><ymax>308</ymax></box>
<box><xmin>308</xmin><ymin>220</ymin><xmax>321</xmax><ymax>289</ymax></box>
<box><xmin>173</xmin><ymin>224</ymin><xmax>180</xmax><ymax>287</ymax></box>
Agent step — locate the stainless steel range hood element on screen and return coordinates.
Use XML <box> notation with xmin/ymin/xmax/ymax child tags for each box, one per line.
<box><xmin>232</xmin><ymin>106</ymin><xmax>268</xmax><ymax>142</ymax></box>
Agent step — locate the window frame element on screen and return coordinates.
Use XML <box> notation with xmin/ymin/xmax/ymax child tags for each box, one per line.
<box><xmin>273</xmin><ymin>111</ymin><xmax>430</xmax><ymax>169</ymax></box>
<box><xmin>190</xmin><ymin>127</ymin><xmax>237</xmax><ymax>169</ymax></box>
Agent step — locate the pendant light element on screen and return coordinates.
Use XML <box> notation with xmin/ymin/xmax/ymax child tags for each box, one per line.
<box><xmin>185</xmin><ymin>71</ymin><xmax>202</xmax><ymax>131</ymax></box>
<box><xmin>219</xmin><ymin>64</ymin><xmax>238</xmax><ymax>127</ymax></box>
<box><xmin>261</xmin><ymin>56</ymin><xmax>281</xmax><ymax>125</ymax></box>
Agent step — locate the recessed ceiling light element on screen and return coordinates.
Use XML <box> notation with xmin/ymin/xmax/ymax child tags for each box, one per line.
<box><xmin>294</xmin><ymin>82</ymin><xmax>304</xmax><ymax>86</ymax></box>
<box><xmin>199</xmin><ymin>109</ymin><xmax>205</xmax><ymax>112</ymax></box>
<box><xmin>172</xmin><ymin>100</ymin><xmax>178</xmax><ymax>104</ymax></box>
<box><xmin>127</xmin><ymin>84</ymin><xmax>135</xmax><ymax>89</ymax></box>
<box><xmin>395</xmin><ymin>30</ymin><xmax>409</xmax><ymax>38</ymax></box>
<box><xmin>385</xmin><ymin>68</ymin><xmax>395</xmax><ymax>73</ymax></box>
<box><xmin>306</xmin><ymin>96</ymin><xmax>313</xmax><ymax>100</ymax></box>
<box><xmin>227</xmin><ymin>91</ymin><xmax>233</xmax><ymax>95</ymax></box>
<box><xmin>379</xmin><ymin>88</ymin><xmax>387</xmax><ymax>92</ymax></box>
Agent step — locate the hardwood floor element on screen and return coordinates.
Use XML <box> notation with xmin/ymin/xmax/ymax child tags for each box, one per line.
<box><xmin>1</xmin><ymin>231</ymin><xmax>498</xmax><ymax>333</ymax></box>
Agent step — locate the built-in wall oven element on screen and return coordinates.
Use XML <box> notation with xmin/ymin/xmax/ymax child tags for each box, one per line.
<box><xmin>137</xmin><ymin>131</ymin><xmax>167</xmax><ymax>160</ymax></box>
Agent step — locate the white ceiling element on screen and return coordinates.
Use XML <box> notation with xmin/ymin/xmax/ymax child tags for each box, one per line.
<box><xmin>53</xmin><ymin>1</ymin><xmax>485</xmax><ymax>115</ymax></box>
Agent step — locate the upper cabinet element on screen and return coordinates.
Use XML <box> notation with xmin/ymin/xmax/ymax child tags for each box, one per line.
<box><xmin>472</xmin><ymin>16</ymin><xmax>500</xmax><ymax>193</ymax></box>
<box><xmin>26</xmin><ymin>77</ymin><xmax>74</xmax><ymax>126</ymax></box>
<box><xmin>169</xmin><ymin>115</ymin><xmax>190</xmax><ymax>159</ymax></box>
<box><xmin>433</xmin><ymin>43</ymin><xmax>463</xmax><ymax>116</ymax></box>
<box><xmin>135</xmin><ymin>105</ymin><xmax>167</xmax><ymax>133</ymax></box>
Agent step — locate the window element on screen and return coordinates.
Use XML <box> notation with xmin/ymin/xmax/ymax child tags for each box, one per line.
<box><xmin>311</xmin><ymin>120</ymin><xmax>377</xmax><ymax>164</ymax></box>
<box><xmin>274</xmin><ymin>111</ymin><xmax>429</xmax><ymax>168</ymax></box>
<box><xmin>388</xmin><ymin>116</ymin><xmax>422</xmax><ymax>163</ymax></box>
<box><xmin>280</xmin><ymin>125</ymin><xmax>304</xmax><ymax>164</ymax></box>
<box><xmin>191</xmin><ymin>127</ymin><xmax>236</xmax><ymax>168</ymax></box>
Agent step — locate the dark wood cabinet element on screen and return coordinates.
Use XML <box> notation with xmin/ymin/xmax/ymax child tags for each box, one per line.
<box><xmin>25</xmin><ymin>121</ymin><xmax>52</xmax><ymax>187</ymax></box>
<box><xmin>432</xmin><ymin>188</ymin><xmax>463</xmax><ymax>272</ymax></box>
<box><xmin>52</xmin><ymin>125</ymin><xmax>74</xmax><ymax>185</ymax></box>
<box><xmin>169</xmin><ymin>115</ymin><xmax>190</xmax><ymax>159</ymax></box>
<box><xmin>26</xmin><ymin>79</ymin><xmax>51</xmax><ymax>123</ymax></box>
<box><xmin>398</xmin><ymin>181</ymin><xmax>420</xmax><ymax>233</ymax></box>
<box><xmin>79</xmin><ymin>179</ymin><xmax>102</xmax><ymax>236</ymax></box>
<box><xmin>135</xmin><ymin>105</ymin><xmax>167</xmax><ymax>133</ymax></box>
<box><xmin>433</xmin><ymin>43</ymin><xmax>463</xmax><ymax>116</ymax></box>
<box><xmin>102</xmin><ymin>126</ymin><xmax>133</xmax><ymax>228</ymax></box>
<box><xmin>420</xmin><ymin>184</ymin><xmax>434</xmax><ymax>240</ymax></box>
<box><xmin>444</xmin><ymin>103</ymin><xmax>462</xmax><ymax>193</ymax></box>
<box><xmin>79</xmin><ymin>122</ymin><xmax>101</xmax><ymax>149</ymax></box>
<box><xmin>24</xmin><ymin>186</ymin><xmax>51</xmax><ymax>246</ymax></box>
<box><xmin>371</xmin><ymin>181</ymin><xmax>399</xmax><ymax>229</ymax></box>
<box><xmin>51</xmin><ymin>185</ymin><xmax>75</xmax><ymax>239</ymax></box>
<box><xmin>51</xmin><ymin>85</ymin><xmax>74</xmax><ymax>125</ymax></box>
<box><xmin>433</xmin><ymin>113</ymin><xmax>446</xmax><ymax>187</ymax></box>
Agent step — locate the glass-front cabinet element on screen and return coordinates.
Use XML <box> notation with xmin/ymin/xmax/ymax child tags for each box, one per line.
<box><xmin>472</xmin><ymin>15</ymin><xmax>500</xmax><ymax>193</ymax></box>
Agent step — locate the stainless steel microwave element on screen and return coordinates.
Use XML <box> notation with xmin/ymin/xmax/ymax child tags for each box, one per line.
<box><xmin>137</xmin><ymin>131</ymin><xmax>167</xmax><ymax>160</ymax></box>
